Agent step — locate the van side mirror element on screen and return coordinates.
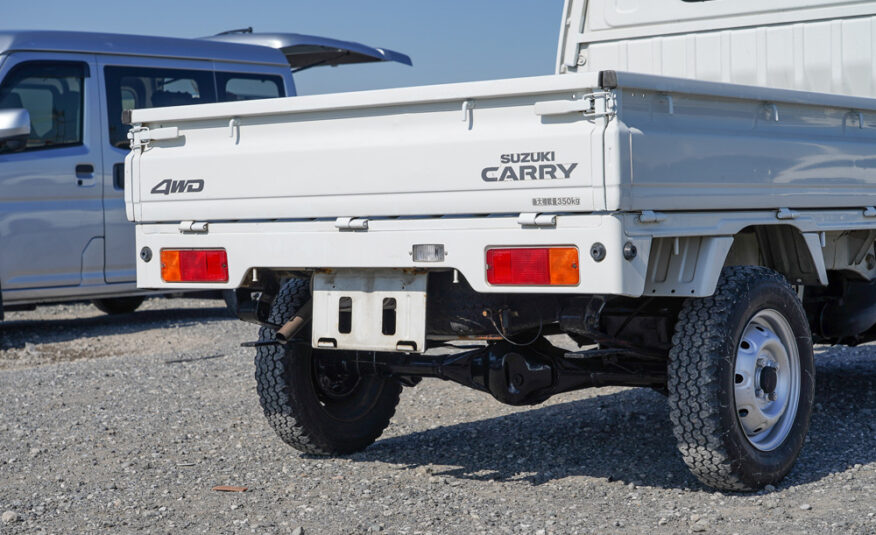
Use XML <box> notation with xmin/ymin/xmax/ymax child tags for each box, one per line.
<box><xmin>0</xmin><ymin>108</ymin><xmax>31</xmax><ymax>152</ymax></box>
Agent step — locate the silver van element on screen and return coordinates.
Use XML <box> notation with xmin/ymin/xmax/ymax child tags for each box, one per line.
<box><xmin>0</xmin><ymin>30</ymin><xmax>409</xmax><ymax>316</ymax></box>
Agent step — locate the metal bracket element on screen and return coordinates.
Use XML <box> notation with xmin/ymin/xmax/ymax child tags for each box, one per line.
<box><xmin>128</xmin><ymin>125</ymin><xmax>181</xmax><ymax>150</ymax></box>
<box><xmin>637</xmin><ymin>210</ymin><xmax>666</xmax><ymax>224</ymax></box>
<box><xmin>657</xmin><ymin>93</ymin><xmax>674</xmax><ymax>115</ymax></box>
<box><xmin>851</xmin><ymin>229</ymin><xmax>876</xmax><ymax>265</ymax></box>
<box><xmin>762</xmin><ymin>103</ymin><xmax>780</xmax><ymax>122</ymax></box>
<box><xmin>179</xmin><ymin>220</ymin><xmax>208</xmax><ymax>233</ymax></box>
<box><xmin>517</xmin><ymin>212</ymin><xmax>557</xmax><ymax>227</ymax></box>
<box><xmin>461</xmin><ymin>100</ymin><xmax>474</xmax><ymax>122</ymax></box>
<box><xmin>312</xmin><ymin>270</ymin><xmax>427</xmax><ymax>353</ymax></box>
<box><xmin>534</xmin><ymin>91</ymin><xmax>616</xmax><ymax>119</ymax></box>
<box><xmin>335</xmin><ymin>217</ymin><xmax>369</xmax><ymax>231</ymax></box>
<box><xmin>776</xmin><ymin>208</ymin><xmax>798</xmax><ymax>220</ymax></box>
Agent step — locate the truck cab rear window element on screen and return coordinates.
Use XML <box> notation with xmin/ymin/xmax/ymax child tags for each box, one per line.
<box><xmin>105</xmin><ymin>66</ymin><xmax>283</xmax><ymax>148</ymax></box>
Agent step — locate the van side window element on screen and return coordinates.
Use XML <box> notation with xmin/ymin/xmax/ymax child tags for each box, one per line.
<box><xmin>216</xmin><ymin>73</ymin><xmax>283</xmax><ymax>102</ymax></box>
<box><xmin>0</xmin><ymin>61</ymin><xmax>87</xmax><ymax>154</ymax></box>
<box><xmin>104</xmin><ymin>66</ymin><xmax>216</xmax><ymax>148</ymax></box>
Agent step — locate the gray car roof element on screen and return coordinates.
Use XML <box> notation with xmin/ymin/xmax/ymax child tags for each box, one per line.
<box><xmin>0</xmin><ymin>30</ymin><xmax>289</xmax><ymax>66</ymax></box>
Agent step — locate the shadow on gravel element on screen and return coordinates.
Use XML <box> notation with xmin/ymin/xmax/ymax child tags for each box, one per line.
<box><xmin>361</xmin><ymin>350</ymin><xmax>875</xmax><ymax>491</ymax></box>
<box><xmin>0</xmin><ymin>306</ymin><xmax>233</xmax><ymax>349</ymax></box>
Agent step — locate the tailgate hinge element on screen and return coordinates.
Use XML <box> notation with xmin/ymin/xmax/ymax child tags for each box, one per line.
<box><xmin>776</xmin><ymin>208</ymin><xmax>799</xmax><ymax>220</ymax></box>
<box><xmin>533</xmin><ymin>91</ymin><xmax>616</xmax><ymax>119</ymax></box>
<box><xmin>335</xmin><ymin>217</ymin><xmax>369</xmax><ymax>231</ymax></box>
<box><xmin>128</xmin><ymin>125</ymin><xmax>181</xmax><ymax>150</ymax></box>
<box><xmin>637</xmin><ymin>210</ymin><xmax>667</xmax><ymax>224</ymax></box>
<box><xmin>518</xmin><ymin>212</ymin><xmax>557</xmax><ymax>227</ymax></box>
<box><xmin>179</xmin><ymin>220</ymin><xmax>209</xmax><ymax>233</ymax></box>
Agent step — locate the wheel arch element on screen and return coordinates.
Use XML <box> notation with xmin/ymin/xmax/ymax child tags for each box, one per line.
<box><xmin>643</xmin><ymin>224</ymin><xmax>827</xmax><ymax>298</ymax></box>
<box><xmin>724</xmin><ymin>225</ymin><xmax>828</xmax><ymax>287</ymax></box>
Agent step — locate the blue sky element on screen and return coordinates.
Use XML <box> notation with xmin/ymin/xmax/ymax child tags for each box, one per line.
<box><xmin>1</xmin><ymin>0</ymin><xmax>566</xmax><ymax>94</ymax></box>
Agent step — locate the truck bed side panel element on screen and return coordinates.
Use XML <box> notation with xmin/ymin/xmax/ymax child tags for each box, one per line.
<box><xmin>615</xmin><ymin>84</ymin><xmax>876</xmax><ymax>211</ymax></box>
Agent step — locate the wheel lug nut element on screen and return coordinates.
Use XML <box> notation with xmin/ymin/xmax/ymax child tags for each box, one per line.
<box><xmin>756</xmin><ymin>389</ymin><xmax>763</xmax><ymax>398</ymax></box>
<box><xmin>768</xmin><ymin>392</ymin><xmax>777</xmax><ymax>401</ymax></box>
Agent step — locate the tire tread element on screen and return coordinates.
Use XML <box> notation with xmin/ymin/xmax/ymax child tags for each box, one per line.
<box><xmin>668</xmin><ymin>266</ymin><xmax>793</xmax><ymax>491</ymax></box>
<box><xmin>254</xmin><ymin>278</ymin><xmax>401</xmax><ymax>455</ymax></box>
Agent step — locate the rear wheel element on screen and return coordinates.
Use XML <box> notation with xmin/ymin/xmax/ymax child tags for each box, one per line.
<box><xmin>92</xmin><ymin>296</ymin><xmax>145</xmax><ymax>315</ymax></box>
<box><xmin>254</xmin><ymin>279</ymin><xmax>401</xmax><ymax>455</ymax></box>
<box><xmin>668</xmin><ymin>266</ymin><xmax>815</xmax><ymax>491</ymax></box>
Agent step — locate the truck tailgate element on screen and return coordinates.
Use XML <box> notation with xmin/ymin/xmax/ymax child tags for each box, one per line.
<box><xmin>127</xmin><ymin>73</ymin><xmax>606</xmax><ymax>223</ymax></box>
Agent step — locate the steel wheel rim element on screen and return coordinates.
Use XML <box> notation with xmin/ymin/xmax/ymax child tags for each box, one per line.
<box><xmin>733</xmin><ymin>309</ymin><xmax>801</xmax><ymax>451</ymax></box>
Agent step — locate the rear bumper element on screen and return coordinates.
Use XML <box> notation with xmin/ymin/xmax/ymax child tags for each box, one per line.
<box><xmin>135</xmin><ymin>214</ymin><xmax>651</xmax><ymax>296</ymax></box>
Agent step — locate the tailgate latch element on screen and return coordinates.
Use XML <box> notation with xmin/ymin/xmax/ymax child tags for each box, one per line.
<box><xmin>128</xmin><ymin>125</ymin><xmax>181</xmax><ymax>150</ymax></box>
<box><xmin>533</xmin><ymin>91</ymin><xmax>616</xmax><ymax>118</ymax></box>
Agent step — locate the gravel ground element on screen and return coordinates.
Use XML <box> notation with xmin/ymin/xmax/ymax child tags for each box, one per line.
<box><xmin>0</xmin><ymin>298</ymin><xmax>874</xmax><ymax>534</ymax></box>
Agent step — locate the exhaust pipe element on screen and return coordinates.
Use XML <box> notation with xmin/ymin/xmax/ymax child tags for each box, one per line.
<box><xmin>275</xmin><ymin>300</ymin><xmax>313</xmax><ymax>343</ymax></box>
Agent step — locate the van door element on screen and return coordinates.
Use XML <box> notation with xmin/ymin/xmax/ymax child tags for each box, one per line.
<box><xmin>0</xmin><ymin>53</ymin><xmax>103</xmax><ymax>290</ymax></box>
<box><xmin>99</xmin><ymin>58</ymin><xmax>220</xmax><ymax>283</ymax></box>
<box><xmin>98</xmin><ymin>57</ymin><xmax>286</xmax><ymax>283</ymax></box>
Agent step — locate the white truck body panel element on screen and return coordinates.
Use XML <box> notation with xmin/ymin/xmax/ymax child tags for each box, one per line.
<box><xmin>134</xmin><ymin>214</ymin><xmax>650</xmax><ymax>296</ymax></box>
<box><xmin>560</xmin><ymin>0</ymin><xmax>876</xmax><ymax>98</ymax></box>
<box><xmin>127</xmin><ymin>73</ymin><xmax>607</xmax><ymax>222</ymax></box>
<box><xmin>129</xmin><ymin>70</ymin><xmax>876</xmax><ymax>222</ymax></box>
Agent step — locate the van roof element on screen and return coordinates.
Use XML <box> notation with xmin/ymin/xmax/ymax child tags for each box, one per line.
<box><xmin>0</xmin><ymin>30</ymin><xmax>289</xmax><ymax>66</ymax></box>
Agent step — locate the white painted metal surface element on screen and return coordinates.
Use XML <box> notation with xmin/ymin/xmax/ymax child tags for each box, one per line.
<box><xmin>127</xmin><ymin>73</ymin><xmax>606</xmax><ymax>222</ymax></box>
<box><xmin>133</xmin><ymin>206</ymin><xmax>876</xmax><ymax>297</ymax></box>
<box><xmin>609</xmin><ymin>72</ymin><xmax>876</xmax><ymax>211</ymax></box>
<box><xmin>135</xmin><ymin>214</ymin><xmax>651</xmax><ymax>296</ymax></box>
<box><xmin>312</xmin><ymin>270</ymin><xmax>427</xmax><ymax>353</ymax></box>
<box><xmin>128</xmin><ymin>69</ymin><xmax>876</xmax><ymax>222</ymax></box>
<box><xmin>560</xmin><ymin>0</ymin><xmax>876</xmax><ymax>99</ymax></box>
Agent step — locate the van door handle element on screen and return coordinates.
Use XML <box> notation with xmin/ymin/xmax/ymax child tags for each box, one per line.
<box><xmin>75</xmin><ymin>164</ymin><xmax>94</xmax><ymax>186</ymax></box>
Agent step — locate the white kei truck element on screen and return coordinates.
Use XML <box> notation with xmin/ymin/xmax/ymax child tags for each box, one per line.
<box><xmin>124</xmin><ymin>0</ymin><xmax>876</xmax><ymax>491</ymax></box>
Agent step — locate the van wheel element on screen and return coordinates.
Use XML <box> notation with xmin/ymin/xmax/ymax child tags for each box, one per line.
<box><xmin>668</xmin><ymin>266</ymin><xmax>815</xmax><ymax>491</ymax></box>
<box><xmin>254</xmin><ymin>278</ymin><xmax>401</xmax><ymax>455</ymax></box>
<box><xmin>92</xmin><ymin>296</ymin><xmax>145</xmax><ymax>315</ymax></box>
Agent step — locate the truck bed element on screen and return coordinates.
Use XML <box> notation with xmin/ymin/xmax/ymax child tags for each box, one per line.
<box><xmin>128</xmin><ymin>70</ymin><xmax>876</xmax><ymax>224</ymax></box>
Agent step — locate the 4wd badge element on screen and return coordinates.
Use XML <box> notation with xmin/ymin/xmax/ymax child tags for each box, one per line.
<box><xmin>150</xmin><ymin>179</ymin><xmax>204</xmax><ymax>195</ymax></box>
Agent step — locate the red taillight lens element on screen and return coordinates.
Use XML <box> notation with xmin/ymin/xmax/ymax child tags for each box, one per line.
<box><xmin>161</xmin><ymin>249</ymin><xmax>228</xmax><ymax>282</ymax></box>
<box><xmin>486</xmin><ymin>247</ymin><xmax>579</xmax><ymax>286</ymax></box>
